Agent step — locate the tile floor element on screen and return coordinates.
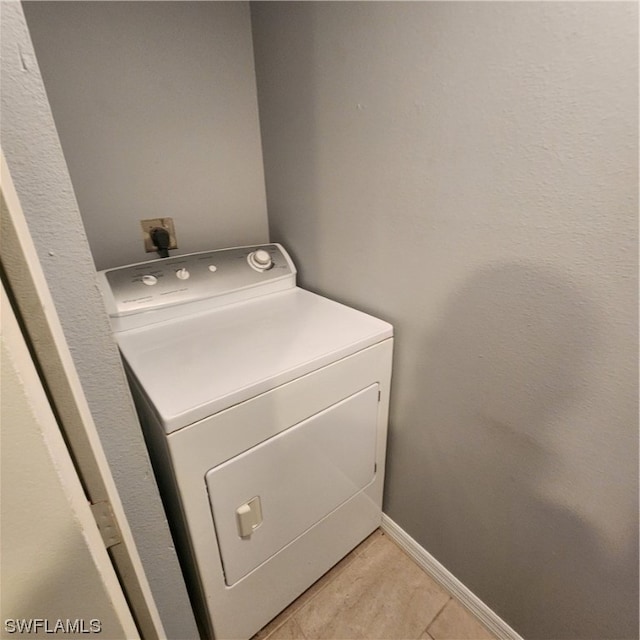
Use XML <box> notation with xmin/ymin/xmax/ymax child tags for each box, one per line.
<box><xmin>253</xmin><ymin>529</ymin><xmax>496</xmax><ymax>640</ymax></box>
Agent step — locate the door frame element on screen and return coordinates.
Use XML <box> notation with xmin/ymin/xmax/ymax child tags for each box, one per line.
<box><xmin>1</xmin><ymin>149</ymin><xmax>166</xmax><ymax>640</ymax></box>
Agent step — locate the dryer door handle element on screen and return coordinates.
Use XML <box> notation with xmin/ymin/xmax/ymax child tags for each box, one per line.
<box><xmin>236</xmin><ymin>497</ymin><xmax>263</xmax><ymax>538</ymax></box>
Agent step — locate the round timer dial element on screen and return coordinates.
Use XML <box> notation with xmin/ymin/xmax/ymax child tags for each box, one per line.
<box><xmin>247</xmin><ymin>249</ymin><xmax>274</xmax><ymax>272</ymax></box>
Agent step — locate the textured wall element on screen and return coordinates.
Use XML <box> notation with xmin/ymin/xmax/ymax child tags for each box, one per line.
<box><xmin>0</xmin><ymin>4</ymin><xmax>199</xmax><ymax>637</ymax></box>
<box><xmin>23</xmin><ymin>1</ymin><xmax>268</xmax><ymax>270</ymax></box>
<box><xmin>251</xmin><ymin>3</ymin><xmax>639</xmax><ymax>638</ymax></box>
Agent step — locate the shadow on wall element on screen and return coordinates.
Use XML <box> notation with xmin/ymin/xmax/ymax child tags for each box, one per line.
<box><xmin>385</xmin><ymin>261</ymin><xmax>638</xmax><ymax>639</ymax></box>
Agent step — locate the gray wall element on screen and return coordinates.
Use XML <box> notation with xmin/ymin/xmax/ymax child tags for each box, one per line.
<box><xmin>1</xmin><ymin>4</ymin><xmax>199</xmax><ymax>637</ymax></box>
<box><xmin>23</xmin><ymin>1</ymin><xmax>268</xmax><ymax>271</ymax></box>
<box><xmin>251</xmin><ymin>3</ymin><xmax>639</xmax><ymax>638</ymax></box>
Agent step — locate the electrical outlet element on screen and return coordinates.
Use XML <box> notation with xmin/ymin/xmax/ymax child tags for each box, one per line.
<box><xmin>141</xmin><ymin>218</ymin><xmax>178</xmax><ymax>252</ymax></box>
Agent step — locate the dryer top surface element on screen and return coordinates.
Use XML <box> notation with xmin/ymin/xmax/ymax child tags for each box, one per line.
<box><xmin>116</xmin><ymin>287</ymin><xmax>392</xmax><ymax>433</ymax></box>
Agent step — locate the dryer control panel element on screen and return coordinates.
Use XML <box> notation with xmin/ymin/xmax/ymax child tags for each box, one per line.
<box><xmin>98</xmin><ymin>244</ymin><xmax>296</xmax><ymax>319</ymax></box>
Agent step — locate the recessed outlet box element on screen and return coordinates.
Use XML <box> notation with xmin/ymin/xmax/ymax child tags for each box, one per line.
<box><xmin>141</xmin><ymin>218</ymin><xmax>178</xmax><ymax>253</ymax></box>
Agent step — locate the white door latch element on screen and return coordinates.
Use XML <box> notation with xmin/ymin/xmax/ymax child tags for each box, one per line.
<box><xmin>236</xmin><ymin>496</ymin><xmax>263</xmax><ymax>538</ymax></box>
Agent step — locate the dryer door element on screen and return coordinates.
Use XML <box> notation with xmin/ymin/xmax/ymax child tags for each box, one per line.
<box><xmin>205</xmin><ymin>384</ymin><xmax>379</xmax><ymax>586</ymax></box>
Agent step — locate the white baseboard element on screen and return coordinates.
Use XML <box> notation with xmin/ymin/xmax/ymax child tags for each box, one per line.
<box><xmin>380</xmin><ymin>514</ymin><xmax>523</xmax><ymax>640</ymax></box>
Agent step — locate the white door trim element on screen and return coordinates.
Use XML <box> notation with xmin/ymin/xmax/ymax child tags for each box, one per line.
<box><xmin>1</xmin><ymin>281</ymin><xmax>140</xmax><ymax>638</ymax></box>
<box><xmin>1</xmin><ymin>149</ymin><xmax>166</xmax><ymax>640</ymax></box>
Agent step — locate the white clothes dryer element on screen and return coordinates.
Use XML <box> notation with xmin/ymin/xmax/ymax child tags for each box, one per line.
<box><xmin>98</xmin><ymin>244</ymin><xmax>393</xmax><ymax>639</ymax></box>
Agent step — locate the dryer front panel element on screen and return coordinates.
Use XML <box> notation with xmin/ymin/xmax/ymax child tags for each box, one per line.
<box><xmin>205</xmin><ymin>384</ymin><xmax>379</xmax><ymax>586</ymax></box>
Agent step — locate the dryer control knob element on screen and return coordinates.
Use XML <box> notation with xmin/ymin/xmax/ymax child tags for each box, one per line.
<box><xmin>254</xmin><ymin>250</ymin><xmax>272</xmax><ymax>267</ymax></box>
<box><xmin>176</xmin><ymin>268</ymin><xmax>190</xmax><ymax>280</ymax></box>
<box><xmin>248</xmin><ymin>249</ymin><xmax>273</xmax><ymax>271</ymax></box>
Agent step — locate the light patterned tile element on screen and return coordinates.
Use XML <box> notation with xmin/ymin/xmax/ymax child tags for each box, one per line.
<box><xmin>253</xmin><ymin>549</ymin><xmax>358</xmax><ymax>639</ymax></box>
<box><xmin>253</xmin><ymin>615</ymin><xmax>290</xmax><ymax>640</ymax></box>
<box><xmin>265</xmin><ymin>617</ymin><xmax>307</xmax><ymax>640</ymax></box>
<box><xmin>428</xmin><ymin>599</ymin><xmax>495</xmax><ymax>640</ymax></box>
<box><xmin>351</xmin><ymin>528</ymin><xmax>385</xmax><ymax>556</ymax></box>
<box><xmin>294</xmin><ymin>535</ymin><xmax>450</xmax><ymax>639</ymax></box>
